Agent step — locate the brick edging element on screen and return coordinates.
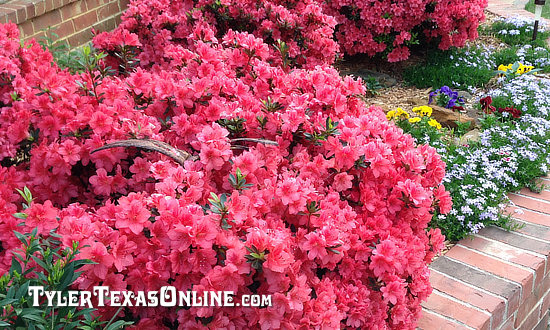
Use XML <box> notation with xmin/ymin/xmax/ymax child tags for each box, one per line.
<box><xmin>419</xmin><ymin>176</ymin><xmax>550</xmax><ymax>329</ymax></box>
<box><xmin>0</xmin><ymin>0</ymin><xmax>75</xmax><ymax>25</ymax></box>
<box><xmin>0</xmin><ymin>0</ymin><xmax>129</xmax><ymax>48</ymax></box>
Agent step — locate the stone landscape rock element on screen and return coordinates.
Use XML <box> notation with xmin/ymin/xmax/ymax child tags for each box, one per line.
<box><xmin>406</xmin><ymin>97</ymin><xmax>426</xmax><ymax>106</ymax></box>
<box><xmin>457</xmin><ymin>90</ymin><xmax>473</xmax><ymax>101</ymax></box>
<box><xmin>344</xmin><ymin>69</ymin><xmax>398</xmax><ymax>87</ymax></box>
<box><xmin>458</xmin><ymin>128</ymin><xmax>481</xmax><ymax>145</ymax></box>
<box><xmin>430</xmin><ymin>105</ymin><xmax>476</xmax><ymax>129</ymax></box>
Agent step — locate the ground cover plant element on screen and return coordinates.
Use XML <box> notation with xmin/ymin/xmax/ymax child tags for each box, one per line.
<box><xmin>0</xmin><ymin>3</ymin><xmax>452</xmax><ymax>327</ymax></box>
<box><xmin>402</xmin><ymin>45</ymin><xmax>496</xmax><ymax>90</ymax></box>
<box><xmin>404</xmin><ymin>17</ymin><xmax>550</xmax><ymax>90</ymax></box>
<box><xmin>397</xmin><ymin>16</ymin><xmax>550</xmax><ymax>240</ymax></box>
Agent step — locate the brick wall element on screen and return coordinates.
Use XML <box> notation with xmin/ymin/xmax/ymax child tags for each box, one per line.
<box><xmin>419</xmin><ymin>176</ymin><xmax>550</xmax><ymax>330</ymax></box>
<box><xmin>0</xmin><ymin>0</ymin><xmax>129</xmax><ymax>48</ymax></box>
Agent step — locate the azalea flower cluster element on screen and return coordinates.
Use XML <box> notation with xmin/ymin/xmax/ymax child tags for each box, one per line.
<box><xmin>322</xmin><ymin>0</ymin><xmax>487</xmax><ymax>61</ymax></box>
<box><xmin>92</xmin><ymin>0</ymin><xmax>339</xmax><ymax>68</ymax></box>
<box><xmin>0</xmin><ymin>18</ymin><xmax>450</xmax><ymax>329</ymax></box>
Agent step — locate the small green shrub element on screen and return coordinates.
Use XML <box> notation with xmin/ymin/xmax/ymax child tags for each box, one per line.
<box><xmin>38</xmin><ymin>28</ymin><xmax>86</xmax><ymax>73</ymax></box>
<box><xmin>0</xmin><ymin>188</ymin><xmax>132</xmax><ymax>329</ymax></box>
<box><xmin>403</xmin><ymin>47</ymin><xmax>495</xmax><ymax>90</ymax></box>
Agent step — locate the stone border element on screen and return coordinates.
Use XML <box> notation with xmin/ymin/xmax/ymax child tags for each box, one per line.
<box><xmin>419</xmin><ymin>176</ymin><xmax>550</xmax><ymax>329</ymax></box>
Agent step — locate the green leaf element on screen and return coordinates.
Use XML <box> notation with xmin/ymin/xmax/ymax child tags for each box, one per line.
<box><xmin>12</xmin><ymin>212</ymin><xmax>28</xmax><ymax>220</ymax></box>
<box><xmin>13</xmin><ymin>231</ymin><xmax>28</xmax><ymax>245</ymax></box>
<box><xmin>58</xmin><ymin>262</ymin><xmax>76</xmax><ymax>290</ymax></box>
<box><xmin>22</xmin><ymin>313</ymin><xmax>47</xmax><ymax>324</ymax></box>
<box><xmin>15</xmin><ymin>281</ymin><xmax>30</xmax><ymax>300</ymax></box>
<box><xmin>105</xmin><ymin>320</ymin><xmax>133</xmax><ymax>330</ymax></box>
<box><xmin>10</xmin><ymin>256</ymin><xmax>22</xmax><ymax>276</ymax></box>
<box><xmin>0</xmin><ymin>297</ymin><xmax>18</xmax><ymax>307</ymax></box>
<box><xmin>29</xmin><ymin>255</ymin><xmax>50</xmax><ymax>272</ymax></box>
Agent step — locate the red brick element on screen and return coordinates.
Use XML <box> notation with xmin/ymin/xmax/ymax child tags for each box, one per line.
<box><xmin>28</xmin><ymin>30</ymin><xmax>47</xmax><ymax>43</ymax></box>
<box><xmin>67</xmin><ymin>26</ymin><xmax>92</xmax><ymax>47</ymax></box>
<box><xmin>53</xmin><ymin>0</ymin><xmax>65</xmax><ymax>8</ymax></box>
<box><xmin>446</xmin><ymin>245</ymin><xmax>534</xmax><ymax>295</ymax></box>
<box><xmin>34</xmin><ymin>1</ymin><xmax>46</xmax><ymax>16</ymax></box>
<box><xmin>0</xmin><ymin>6</ymin><xmax>18</xmax><ymax>23</ymax></box>
<box><xmin>429</xmin><ymin>270</ymin><xmax>506</xmax><ymax>327</ymax></box>
<box><xmin>18</xmin><ymin>20</ymin><xmax>34</xmax><ymax>38</ymax></box>
<box><xmin>0</xmin><ymin>3</ymin><xmax>27</xmax><ymax>23</ymax></box>
<box><xmin>422</xmin><ymin>290</ymin><xmax>491</xmax><ymax>330</ymax></box>
<box><xmin>479</xmin><ymin>226</ymin><xmax>550</xmax><ymax>257</ymax></box>
<box><xmin>45</xmin><ymin>0</ymin><xmax>56</xmax><ymax>12</ymax></box>
<box><xmin>430</xmin><ymin>257</ymin><xmax>523</xmax><ymax>315</ymax></box>
<box><xmin>97</xmin><ymin>1</ymin><xmax>118</xmax><ymax>21</ymax></box>
<box><xmin>460</xmin><ymin>236</ymin><xmax>546</xmax><ymax>284</ymax></box>
<box><xmin>0</xmin><ymin>7</ymin><xmax>12</xmax><ymax>24</ymax></box>
<box><xmin>520</xmin><ymin>188</ymin><xmax>550</xmax><ymax>203</ymax></box>
<box><xmin>515</xmin><ymin>300</ymin><xmax>542</xmax><ymax>329</ymax></box>
<box><xmin>498</xmin><ymin>314</ymin><xmax>515</xmax><ymax>330</ymax></box>
<box><xmin>113</xmin><ymin>11</ymin><xmax>121</xmax><ymax>24</ymax></box>
<box><xmin>53</xmin><ymin>20</ymin><xmax>74</xmax><ymax>39</ymax></box>
<box><xmin>509</xmin><ymin>193</ymin><xmax>550</xmax><ymax>214</ymax></box>
<box><xmin>511</xmin><ymin>220</ymin><xmax>550</xmax><ymax>246</ymax></box>
<box><xmin>534</xmin><ymin>310</ymin><xmax>549</xmax><ymax>330</ymax></box>
<box><xmin>32</xmin><ymin>9</ymin><xmax>62</xmax><ymax>32</ymax></box>
<box><xmin>72</xmin><ymin>9</ymin><xmax>98</xmax><ymax>31</ymax></box>
<box><xmin>60</xmin><ymin>0</ymin><xmax>86</xmax><ymax>20</ymax></box>
<box><xmin>505</xmin><ymin>205</ymin><xmax>550</xmax><ymax>227</ymax></box>
<box><xmin>92</xmin><ymin>15</ymin><xmax>116</xmax><ymax>32</ymax></box>
<box><xmin>86</xmin><ymin>0</ymin><xmax>109</xmax><ymax>10</ymax></box>
<box><xmin>1</xmin><ymin>3</ymin><xmax>27</xmax><ymax>24</ymax></box>
<box><xmin>418</xmin><ymin>309</ymin><xmax>471</xmax><ymax>330</ymax></box>
<box><xmin>119</xmin><ymin>0</ymin><xmax>130</xmax><ymax>9</ymax></box>
<box><xmin>538</xmin><ymin>275</ymin><xmax>550</xmax><ymax>299</ymax></box>
<box><xmin>541</xmin><ymin>291</ymin><xmax>550</xmax><ymax>318</ymax></box>
<box><xmin>516</xmin><ymin>292</ymin><xmax>544</xmax><ymax>328</ymax></box>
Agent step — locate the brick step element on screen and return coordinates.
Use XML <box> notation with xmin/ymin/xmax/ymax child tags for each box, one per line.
<box><xmin>420</xmin><ymin>184</ymin><xmax>550</xmax><ymax>329</ymax></box>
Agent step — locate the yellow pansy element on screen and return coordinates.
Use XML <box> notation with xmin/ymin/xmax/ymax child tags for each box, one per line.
<box><xmin>516</xmin><ymin>63</ymin><xmax>526</xmax><ymax>74</ymax></box>
<box><xmin>497</xmin><ymin>64</ymin><xmax>509</xmax><ymax>72</ymax></box>
<box><xmin>395</xmin><ymin>108</ymin><xmax>409</xmax><ymax>118</ymax></box>
<box><xmin>412</xmin><ymin>105</ymin><xmax>432</xmax><ymax>117</ymax></box>
<box><xmin>387</xmin><ymin>108</ymin><xmax>410</xmax><ymax>121</ymax></box>
<box><xmin>409</xmin><ymin>117</ymin><xmax>421</xmax><ymax>123</ymax></box>
<box><xmin>428</xmin><ymin>118</ymin><xmax>442</xmax><ymax>130</ymax></box>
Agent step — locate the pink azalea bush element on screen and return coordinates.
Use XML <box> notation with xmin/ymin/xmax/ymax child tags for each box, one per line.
<box><xmin>0</xmin><ymin>2</ymin><xmax>451</xmax><ymax>327</ymax></box>
<box><xmin>322</xmin><ymin>0</ymin><xmax>488</xmax><ymax>61</ymax></box>
<box><xmin>95</xmin><ymin>0</ymin><xmax>339</xmax><ymax>68</ymax></box>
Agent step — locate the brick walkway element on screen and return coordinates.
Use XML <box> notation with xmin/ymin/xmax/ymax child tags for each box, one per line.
<box><xmin>419</xmin><ymin>176</ymin><xmax>550</xmax><ymax>330</ymax></box>
<box><xmin>487</xmin><ymin>0</ymin><xmax>550</xmax><ymax>26</ymax></box>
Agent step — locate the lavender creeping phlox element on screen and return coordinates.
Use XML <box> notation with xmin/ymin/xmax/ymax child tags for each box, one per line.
<box><xmin>435</xmin><ymin>75</ymin><xmax>550</xmax><ymax>240</ymax></box>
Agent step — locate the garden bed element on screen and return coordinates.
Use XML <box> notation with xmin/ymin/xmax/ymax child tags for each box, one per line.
<box><xmin>1</xmin><ymin>1</ymin><xmax>549</xmax><ymax>329</ymax></box>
